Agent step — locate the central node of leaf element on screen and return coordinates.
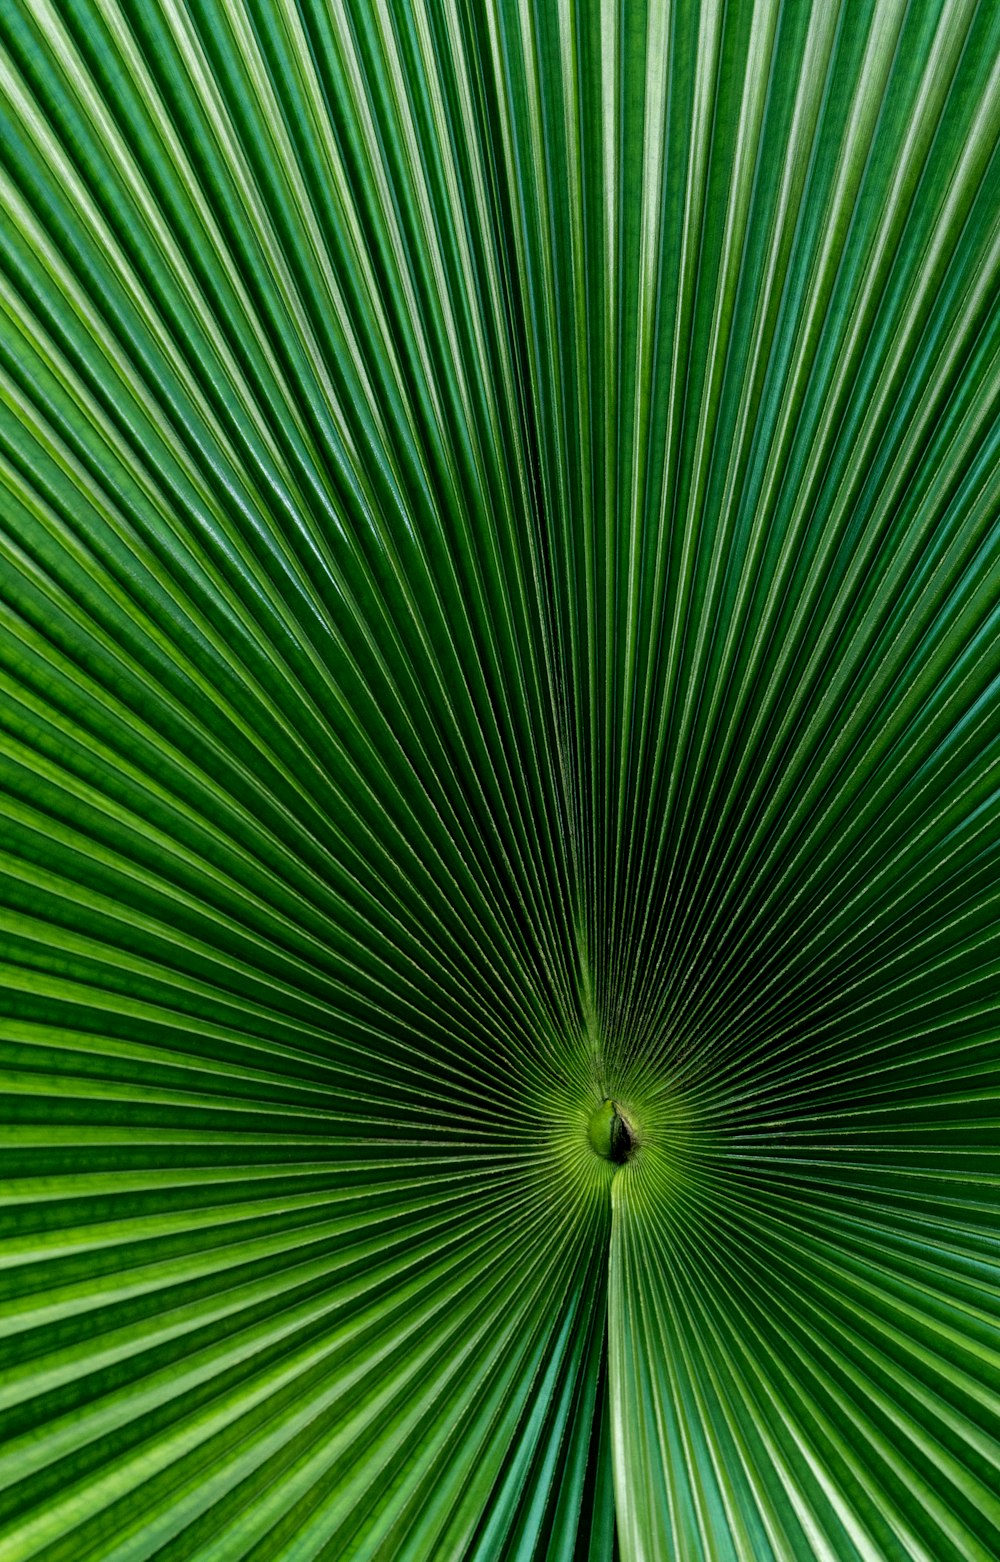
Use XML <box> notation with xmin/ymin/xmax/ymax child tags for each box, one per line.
<box><xmin>587</xmin><ymin>1099</ymin><xmax>634</xmax><ymax>1164</ymax></box>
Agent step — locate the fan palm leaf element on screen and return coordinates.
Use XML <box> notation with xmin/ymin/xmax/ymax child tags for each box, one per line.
<box><xmin>0</xmin><ymin>0</ymin><xmax>998</xmax><ymax>1557</ymax></box>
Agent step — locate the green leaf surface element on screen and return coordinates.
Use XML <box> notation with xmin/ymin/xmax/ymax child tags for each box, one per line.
<box><xmin>0</xmin><ymin>0</ymin><xmax>998</xmax><ymax>1557</ymax></box>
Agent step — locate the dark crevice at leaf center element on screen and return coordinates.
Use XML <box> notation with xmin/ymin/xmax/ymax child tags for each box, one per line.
<box><xmin>587</xmin><ymin>1100</ymin><xmax>635</xmax><ymax>1165</ymax></box>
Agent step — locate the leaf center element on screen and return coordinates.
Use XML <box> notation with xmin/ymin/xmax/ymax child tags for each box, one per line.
<box><xmin>587</xmin><ymin>1099</ymin><xmax>635</xmax><ymax>1165</ymax></box>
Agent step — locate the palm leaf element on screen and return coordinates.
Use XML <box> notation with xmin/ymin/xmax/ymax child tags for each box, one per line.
<box><xmin>0</xmin><ymin>0</ymin><xmax>998</xmax><ymax>1557</ymax></box>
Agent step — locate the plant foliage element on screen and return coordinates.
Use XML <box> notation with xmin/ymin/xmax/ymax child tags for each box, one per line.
<box><xmin>0</xmin><ymin>0</ymin><xmax>998</xmax><ymax>1556</ymax></box>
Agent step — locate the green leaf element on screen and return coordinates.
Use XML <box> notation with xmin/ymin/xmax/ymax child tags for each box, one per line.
<box><xmin>0</xmin><ymin>0</ymin><xmax>997</xmax><ymax>1557</ymax></box>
